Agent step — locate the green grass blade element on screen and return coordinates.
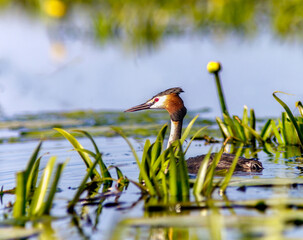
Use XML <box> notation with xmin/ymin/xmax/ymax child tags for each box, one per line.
<box><xmin>115</xmin><ymin>166</ymin><xmax>124</xmax><ymax>179</ymax></box>
<box><xmin>234</xmin><ymin>117</ymin><xmax>264</xmax><ymax>145</ymax></box>
<box><xmin>184</xmin><ymin>126</ymin><xmax>208</xmax><ymax>154</ymax></box>
<box><xmin>74</xmin><ymin>147</ymin><xmax>112</xmax><ymax>184</ymax></box>
<box><xmin>233</xmin><ymin>115</ymin><xmax>246</xmax><ymax>142</ymax></box>
<box><xmin>282</xmin><ymin>112</ymin><xmax>299</xmax><ymax>145</ymax></box>
<box><xmin>24</xmin><ymin>141</ymin><xmax>43</xmax><ymax>179</ymax></box>
<box><xmin>180</xmin><ymin>115</ymin><xmax>199</xmax><ymax>144</ymax></box>
<box><xmin>29</xmin><ymin>156</ymin><xmax>57</xmax><ymax>216</ymax></box>
<box><xmin>72</xmin><ymin>130</ymin><xmax>100</xmax><ymax>154</ymax></box>
<box><xmin>260</xmin><ymin>119</ymin><xmax>272</xmax><ymax>141</ymax></box>
<box><xmin>242</xmin><ymin>106</ymin><xmax>251</xmax><ymax>140</ymax></box>
<box><xmin>111</xmin><ymin>126</ymin><xmax>157</xmax><ymax>196</ymax></box>
<box><xmin>204</xmin><ymin>149</ymin><xmax>224</xmax><ymax>197</ymax></box>
<box><xmin>216</xmin><ymin>117</ymin><xmax>230</xmax><ymax>139</ymax></box>
<box><xmin>168</xmin><ymin>147</ymin><xmax>179</xmax><ymax>198</ymax></box>
<box><xmin>193</xmin><ymin>147</ymin><xmax>213</xmax><ymax>196</ymax></box>
<box><xmin>139</xmin><ymin>139</ymin><xmax>151</xmax><ymax>182</ymax></box>
<box><xmin>26</xmin><ymin>156</ymin><xmax>41</xmax><ymax>198</ymax></box>
<box><xmin>43</xmin><ymin>160</ymin><xmax>68</xmax><ymax>215</ymax></box>
<box><xmin>127</xmin><ymin>178</ymin><xmax>149</xmax><ymax>194</ymax></box>
<box><xmin>271</xmin><ymin>120</ymin><xmax>283</xmax><ymax>145</ymax></box>
<box><xmin>13</xmin><ymin>171</ymin><xmax>26</xmax><ymax>218</ymax></box>
<box><xmin>176</xmin><ymin>141</ymin><xmax>189</xmax><ymax>199</ymax></box>
<box><xmin>223</xmin><ymin>114</ymin><xmax>238</xmax><ymax>138</ymax></box>
<box><xmin>273</xmin><ymin>91</ymin><xmax>303</xmax><ymax>147</ymax></box>
<box><xmin>220</xmin><ymin>145</ymin><xmax>243</xmax><ymax>193</ymax></box>
<box><xmin>160</xmin><ymin>153</ymin><xmax>168</xmax><ymax>196</ymax></box>
<box><xmin>296</xmin><ymin>101</ymin><xmax>303</xmax><ymax>117</ymax></box>
<box><xmin>73</xmin><ymin>130</ymin><xmax>112</xmax><ymax>181</ymax></box>
<box><xmin>54</xmin><ymin>128</ymin><xmax>101</xmax><ymax>181</ymax></box>
<box><xmin>250</xmin><ymin>108</ymin><xmax>256</xmax><ymax>144</ymax></box>
<box><xmin>151</xmin><ymin>124</ymin><xmax>167</xmax><ymax>165</ymax></box>
<box><xmin>24</xmin><ymin>142</ymin><xmax>43</xmax><ymax>197</ymax></box>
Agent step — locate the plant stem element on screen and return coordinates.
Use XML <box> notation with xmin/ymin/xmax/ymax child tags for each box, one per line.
<box><xmin>214</xmin><ymin>72</ymin><xmax>229</xmax><ymax>117</ymax></box>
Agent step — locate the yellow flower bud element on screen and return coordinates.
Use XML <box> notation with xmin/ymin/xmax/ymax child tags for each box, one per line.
<box><xmin>43</xmin><ymin>0</ymin><xmax>66</xmax><ymax>18</ymax></box>
<box><xmin>207</xmin><ymin>61</ymin><xmax>221</xmax><ymax>74</ymax></box>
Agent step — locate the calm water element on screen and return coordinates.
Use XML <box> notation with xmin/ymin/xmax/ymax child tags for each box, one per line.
<box><xmin>1</xmin><ymin>3</ymin><xmax>303</xmax><ymax>239</ymax></box>
<box><xmin>1</xmin><ymin>135</ymin><xmax>303</xmax><ymax>239</ymax></box>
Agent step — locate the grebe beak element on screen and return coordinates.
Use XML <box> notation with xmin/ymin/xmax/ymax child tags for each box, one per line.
<box><xmin>124</xmin><ymin>102</ymin><xmax>153</xmax><ymax>112</ymax></box>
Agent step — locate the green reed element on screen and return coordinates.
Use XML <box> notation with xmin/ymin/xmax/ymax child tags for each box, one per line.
<box><xmin>55</xmin><ymin>128</ymin><xmax>128</xmax><ymax>212</ymax></box>
<box><xmin>114</xmin><ymin>115</ymin><xmax>241</xmax><ymax>201</ymax></box>
<box><xmin>272</xmin><ymin>91</ymin><xmax>303</xmax><ymax>147</ymax></box>
<box><xmin>13</xmin><ymin>142</ymin><xmax>67</xmax><ymax>220</ymax></box>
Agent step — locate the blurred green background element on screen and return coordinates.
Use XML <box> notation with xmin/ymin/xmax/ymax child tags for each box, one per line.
<box><xmin>0</xmin><ymin>0</ymin><xmax>303</xmax><ymax>117</ymax></box>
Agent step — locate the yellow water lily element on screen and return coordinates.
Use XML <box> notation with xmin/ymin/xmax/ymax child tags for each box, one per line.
<box><xmin>207</xmin><ymin>61</ymin><xmax>221</xmax><ymax>74</ymax></box>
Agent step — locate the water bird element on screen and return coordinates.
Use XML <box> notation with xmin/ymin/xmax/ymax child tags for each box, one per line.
<box><xmin>125</xmin><ymin>87</ymin><xmax>263</xmax><ymax>174</ymax></box>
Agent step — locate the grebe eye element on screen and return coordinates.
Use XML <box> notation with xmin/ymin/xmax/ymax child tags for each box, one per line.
<box><xmin>154</xmin><ymin>98</ymin><xmax>159</xmax><ymax>102</ymax></box>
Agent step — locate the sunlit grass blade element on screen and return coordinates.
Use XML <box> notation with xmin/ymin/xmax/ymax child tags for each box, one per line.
<box><xmin>260</xmin><ymin>119</ymin><xmax>272</xmax><ymax>141</ymax></box>
<box><xmin>111</xmin><ymin>126</ymin><xmax>157</xmax><ymax>196</ymax></box>
<box><xmin>242</xmin><ymin>106</ymin><xmax>251</xmax><ymax>140</ymax></box>
<box><xmin>193</xmin><ymin>148</ymin><xmax>213</xmax><ymax>196</ymax></box>
<box><xmin>24</xmin><ymin>141</ymin><xmax>42</xmax><ymax>178</ymax></box>
<box><xmin>216</xmin><ymin>117</ymin><xmax>230</xmax><ymax>139</ymax></box>
<box><xmin>26</xmin><ymin>156</ymin><xmax>41</xmax><ymax>199</ymax></box>
<box><xmin>233</xmin><ymin>115</ymin><xmax>246</xmax><ymax>142</ymax></box>
<box><xmin>273</xmin><ymin>91</ymin><xmax>303</xmax><ymax>147</ymax></box>
<box><xmin>13</xmin><ymin>171</ymin><xmax>26</xmax><ymax>218</ymax></box>
<box><xmin>235</xmin><ymin>117</ymin><xmax>264</xmax><ymax>145</ymax></box>
<box><xmin>24</xmin><ymin>141</ymin><xmax>43</xmax><ymax>197</ymax></box>
<box><xmin>281</xmin><ymin>112</ymin><xmax>299</xmax><ymax>145</ymax></box>
<box><xmin>220</xmin><ymin>145</ymin><xmax>243</xmax><ymax>193</ymax></box>
<box><xmin>43</xmin><ymin>160</ymin><xmax>67</xmax><ymax>215</ymax></box>
<box><xmin>180</xmin><ymin>115</ymin><xmax>199</xmax><ymax>144</ymax></box>
<box><xmin>29</xmin><ymin>156</ymin><xmax>57</xmax><ymax>216</ymax></box>
<box><xmin>184</xmin><ymin>126</ymin><xmax>208</xmax><ymax>154</ymax></box>
<box><xmin>204</xmin><ymin>149</ymin><xmax>224</xmax><ymax>197</ymax></box>
<box><xmin>223</xmin><ymin>114</ymin><xmax>238</xmax><ymax>138</ymax></box>
<box><xmin>54</xmin><ymin>128</ymin><xmax>101</xmax><ymax>181</ymax></box>
<box><xmin>271</xmin><ymin>120</ymin><xmax>283</xmax><ymax>145</ymax></box>
<box><xmin>296</xmin><ymin>101</ymin><xmax>303</xmax><ymax>117</ymax></box>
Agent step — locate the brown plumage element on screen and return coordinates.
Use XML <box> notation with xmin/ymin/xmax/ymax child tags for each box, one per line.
<box><xmin>125</xmin><ymin>87</ymin><xmax>263</xmax><ymax>174</ymax></box>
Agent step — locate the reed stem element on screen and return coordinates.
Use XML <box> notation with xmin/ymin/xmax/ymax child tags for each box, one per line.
<box><xmin>214</xmin><ymin>72</ymin><xmax>229</xmax><ymax>117</ymax></box>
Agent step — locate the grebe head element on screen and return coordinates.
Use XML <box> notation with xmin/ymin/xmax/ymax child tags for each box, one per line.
<box><xmin>124</xmin><ymin>87</ymin><xmax>187</xmax><ymax>121</ymax></box>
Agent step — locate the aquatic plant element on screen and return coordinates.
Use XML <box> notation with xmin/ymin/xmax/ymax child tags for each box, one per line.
<box><xmin>208</xmin><ymin>62</ymin><xmax>269</xmax><ymax>145</ymax></box>
<box><xmin>55</xmin><ymin>128</ymin><xmax>129</xmax><ymax>212</ymax></box>
<box><xmin>114</xmin><ymin>115</ymin><xmax>241</xmax><ymax>201</ymax></box>
<box><xmin>12</xmin><ymin>142</ymin><xmax>67</xmax><ymax>220</ymax></box>
<box><xmin>272</xmin><ymin>91</ymin><xmax>303</xmax><ymax>147</ymax></box>
<box><xmin>113</xmin><ymin>116</ymin><xmax>204</xmax><ymax>201</ymax></box>
<box><xmin>207</xmin><ymin>61</ymin><xmax>229</xmax><ymax>117</ymax></box>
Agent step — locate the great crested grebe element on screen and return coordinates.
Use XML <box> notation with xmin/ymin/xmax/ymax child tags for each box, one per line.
<box><xmin>125</xmin><ymin>87</ymin><xmax>263</xmax><ymax>174</ymax></box>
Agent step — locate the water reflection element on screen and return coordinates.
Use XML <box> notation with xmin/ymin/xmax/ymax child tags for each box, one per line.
<box><xmin>0</xmin><ymin>2</ymin><xmax>303</xmax><ymax>117</ymax></box>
